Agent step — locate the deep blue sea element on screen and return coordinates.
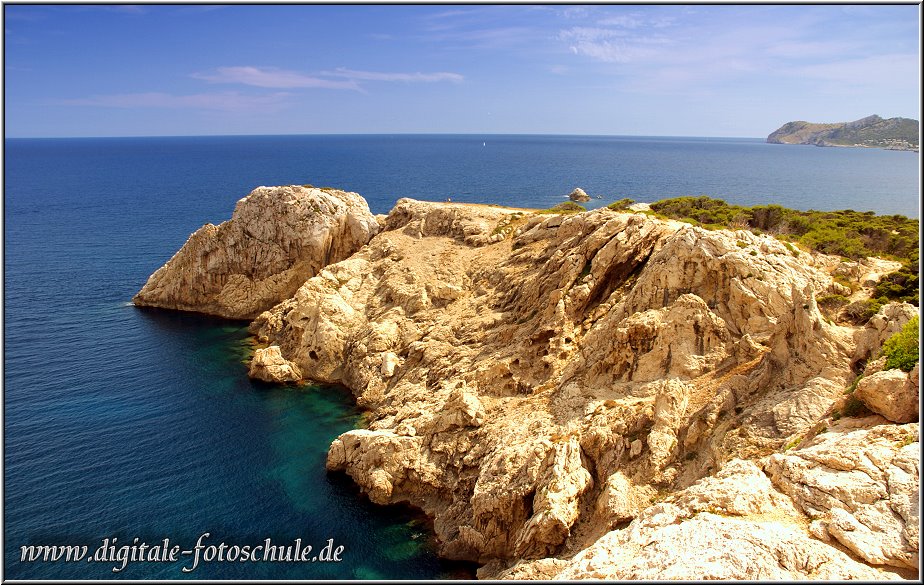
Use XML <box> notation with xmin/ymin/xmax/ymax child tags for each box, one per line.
<box><xmin>3</xmin><ymin>134</ymin><xmax>919</xmax><ymax>580</ymax></box>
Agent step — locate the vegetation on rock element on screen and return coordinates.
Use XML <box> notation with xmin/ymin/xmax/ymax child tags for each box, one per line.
<box><xmin>538</xmin><ymin>201</ymin><xmax>586</xmax><ymax>214</ymax></box>
<box><xmin>767</xmin><ymin>115</ymin><xmax>919</xmax><ymax>151</ymax></box>
<box><xmin>647</xmin><ymin>196</ymin><xmax>919</xmax><ymax>306</ymax></box>
<box><xmin>881</xmin><ymin>315</ymin><xmax>920</xmax><ymax>372</ymax></box>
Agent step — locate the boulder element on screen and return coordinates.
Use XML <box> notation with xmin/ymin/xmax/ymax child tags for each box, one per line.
<box><xmin>855</xmin><ymin>368</ymin><xmax>918</xmax><ymax>423</ymax></box>
<box><xmin>247</xmin><ymin>345</ymin><xmax>302</xmax><ymax>383</ymax></box>
<box><xmin>568</xmin><ymin>188</ymin><xmax>591</xmax><ymax>202</ymax></box>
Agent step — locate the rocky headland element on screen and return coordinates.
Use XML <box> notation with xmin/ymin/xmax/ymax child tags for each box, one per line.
<box><xmin>135</xmin><ymin>185</ymin><xmax>920</xmax><ymax>580</ymax></box>
<box><xmin>767</xmin><ymin>115</ymin><xmax>919</xmax><ymax>152</ymax></box>
<box><xmin>133</xmin><ymin>185</ymin><xmax>380</xmax><ymax>319</ymax></box>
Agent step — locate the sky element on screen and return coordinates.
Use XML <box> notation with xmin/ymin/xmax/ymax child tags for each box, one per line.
<box><xmin>3</xmin><ymin>3</ymin><xmax>921</xmax><ymax>138</ymax></box>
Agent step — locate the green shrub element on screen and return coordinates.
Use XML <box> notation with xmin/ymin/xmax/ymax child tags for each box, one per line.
<box><xmin>881</xmin><ymin>315</ymin><xmax>919</xmax><ymax>371</ymax></box>
<box><xmin>608</xmin><ymin>198</ymin><xmax>635</xmax><ymax>211</ymax></box>
<box><xmin>817</xmin><ymin>294</ymin><xmax>849</xmax><ymax>308</ymax></box>
<box><xmin>844</xmin><ymin>297</ymin><xmax>886</xmax><ymax>325</ymax></box>
<box><xmin>538</xmin><ymin>201</ymin><xmax>586</xmax><ymax>214</ymax></box>
<box><xmin>646</xmin><ymin>196</ymin><xmax>918</xmax><ymax>306</ymax></box>
<box><xmin>842</xmin><ymin>395</ymin><xmax>869</xmax><ymax>418</ymax></box>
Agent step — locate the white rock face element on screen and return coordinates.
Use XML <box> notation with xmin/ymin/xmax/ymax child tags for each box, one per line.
<box><xmin>244</xmin><ymin>199</ymin><xmax>917</xmax><ymax>573</ymax></box>
<box><xmin>764</xmin><ymin>423</ymin><xmax>919</xmax><ymax>570</ymax></box>
<box><xmin>501</xmin><ymin>460</ymin><xmax>903</xmax><ymax>580</ymax></box>
<box><xmin>133</xmin><ymin>185</ymin><xmax>379</xmax><ymax>319</ymax></box>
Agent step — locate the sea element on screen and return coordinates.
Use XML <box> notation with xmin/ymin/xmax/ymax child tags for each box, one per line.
<box><xmin>3</xmin><ymin>134</ymin><xmax>919</xmax><ymax>580</ymax></box>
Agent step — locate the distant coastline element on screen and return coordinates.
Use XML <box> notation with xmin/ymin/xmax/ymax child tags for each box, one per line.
<box><xmin>767</xmin><ymin>115</ymin><xmax>919</xmax><ymax>152</ymax></box>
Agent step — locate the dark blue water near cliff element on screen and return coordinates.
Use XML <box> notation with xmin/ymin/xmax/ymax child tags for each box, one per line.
<box><xmin>3</xmin><ymin>135</ymin><xmax>919</xmax><ymax>579</ymax></box>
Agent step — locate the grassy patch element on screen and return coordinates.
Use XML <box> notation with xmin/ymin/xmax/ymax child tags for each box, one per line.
<box><xmin>897</xmin><ymin>434</ymin><xmax>916</xmax><ymax>448</ymax></box>
<box><xmin>844</xmin><ymin>297</ymin><xmax>887</xmax><ymax>325</ymax></box>
<box><xmin>845</xmin><ymin>374</ymin><xmax>863</xmax><ymax>394</ymax></box>
<box><xmin>783</xmin><ymin>437</ymin><xmax>802</xmax><ymax>451</ymax></box>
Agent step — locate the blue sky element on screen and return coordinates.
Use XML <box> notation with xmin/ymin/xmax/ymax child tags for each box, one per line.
<box><xmin>4</xmin><ymin>4</ymin><xmax>920</xmax><ymax>138</ymax></box>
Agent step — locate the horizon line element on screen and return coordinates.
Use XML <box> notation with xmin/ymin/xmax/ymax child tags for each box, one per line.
<box><xmin>5</xmin><ymin>131</ymin><xmax>766</xmax><ymax>141</ymax></box>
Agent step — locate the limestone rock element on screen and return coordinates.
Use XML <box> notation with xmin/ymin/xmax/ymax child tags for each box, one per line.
<box><xmin>134</xmin><ymin>185</ymin><xmax>379</xmax><ymax>319</ymax></box>
<box><xmin>326</xmin><ymin>429</ymin><xmax>440</xmax><ymax>506</ymax></box>
<box><xmin>595</xmin><ymin>471</ymin><xmax>645</xmax><ymax>527</ymax></box>
<box><xmin>248</xmin><ymin>345</ymin><xmax>302</xmax><ymax>383</ymax></box>
<box><xmin>546</xmin><ymin>459</ymin><xmax>902</xmax><ymax>580</ymax></box>
<box><xmin>131</xmin><ymin>189</ymin><xmax>919</xmax><ymax>576</ymax></box>
<box><xmin>764</xmin><ymin>423</ymin><xmax>919</xmax><ymax>569</ymax></box>
<box><xmin>568</xmin><ymin>187</ymin><xmax>590</xmax><ymax>202</ymax></box>
<box><xmin>513</xmin><ymin>437</ymin><xmax>593</xmax><ymax>558</ymax></box>
<box><xmin>855</xmin><ymin>368</ymin><xmax>919</xmax><ymax>423</ymax></box>
<box><xmin>853</xmin><ymin>302</ymin><xmax>918</xmax><ymax>366</ymax></box>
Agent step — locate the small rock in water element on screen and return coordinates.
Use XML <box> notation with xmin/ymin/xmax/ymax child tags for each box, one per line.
<box><xmin>568</xmin><ymin>187</ymin><xmax>591</xmax><ymax>202</ymax></box>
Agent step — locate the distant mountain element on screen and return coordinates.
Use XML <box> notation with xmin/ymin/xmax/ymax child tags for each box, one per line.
<box><xmin>767</xmin><ymin>115</ymin><xmax>919</xmax><ymax>151</ymax></box>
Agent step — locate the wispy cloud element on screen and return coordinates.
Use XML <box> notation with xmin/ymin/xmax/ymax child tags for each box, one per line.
<box><xmin>326</xmin><ymin>68</ymin><xmax>463</xmax><ymax>83</ymax></box>
<box><xmin>555</xmin><ymin>5</ymin><xmax>919</xmax><ymax>105</ymax></box>
<box><xmin>192</xmin><ymin>65</ymin><xmax>463</xmax><ymax>90</ymax></box>
<box><xmin>559</xmin><ymin>27</ymin><xmax>669</xmax><ymax>63</ymax></box>
<box><xmin>57</xmin><ymin>91</ymin><xmax>293</xmax><ymax>112</ymax></box>
<box><xmin>596</xmin><ymin>15</ymin><xmax>644</xmax><ymax>29</ymax></box>
<box><xmin>191</xmin><ymin>66</ymin><xmax>360</xmax><ymax>90</ymax></box>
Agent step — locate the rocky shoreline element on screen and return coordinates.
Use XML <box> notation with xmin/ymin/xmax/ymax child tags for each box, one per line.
<box><xmin>135</xmin><ymin>185</ymin><xmax>920</xmax><ymax>580</ymax></box>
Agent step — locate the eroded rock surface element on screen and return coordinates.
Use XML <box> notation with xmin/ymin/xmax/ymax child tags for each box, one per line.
<box><xmin>765</xmin><ymin>423</ymin><xmax>919</xmax><ymax>570</ymax></box>
<box><xmin>245</xmin><ymin>198</ymin><xmax>918</xmax><ymax>575</ymax></box>
<box><xmin>139</xmin><ymin>190</ymin><xmax>919</xmax><ymax>579</ymax></box>
<box><xmin>133</xmin><ymin>185</ymin><xmax>379</xmax><ymax>319</ymax></box>
<box><xmin>248</xmin><ymin>345</ymin><xmax>302</xmax><ymax>383</ymax></box>
<box><xmin>500</xmin><ymin>459</ymin><xmax>905</xmax><ymax>580</ymax></box>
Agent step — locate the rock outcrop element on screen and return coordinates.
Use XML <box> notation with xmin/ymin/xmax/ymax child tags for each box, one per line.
<box><xmin>765</xmin><ymin>423</ymin><xmax>919</xmax><ymax>570</ymax></box>
<box><xmin>855</xmin><ymin>364</ymin><xmax>919</xmax><ymax>423</ymax></box>
<box><xmin>133</xmin><ymin>185</ymin><xmax>379</xmax><ymax>319</ymax></box>
<box><xmin>243</xmin><ymin>196</ymin><xmax>918</xmax><ymax>577</ymax></box>
<box><xmin>139</xmin><ymin>188</ymin><xmax>919</xmax><ymax>579</ymax></box>
<box><xmin>248</xmin><ymin>345</ymin><xmax>303</xmax><ymax>383</ymax></box>
<box><xmin>568</xmin><ymin>187</ymin><xmax>590</xmax><ymax>202</ymax></box>
<box><xmin>499</xmin><ymin>458</ymin><xmax>907</xmax><ymax>579</ymax></box>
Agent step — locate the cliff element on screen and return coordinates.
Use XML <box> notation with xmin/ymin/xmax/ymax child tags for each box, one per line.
<box><xmin>133</xmin><ymin>185</ymin><xmax>379</xmax><ymax>319</ymax></box>
<box><xmin>138</xmin><ymin>188</ymin><xmax>920</xmax><ymax>579</ymax></box>
<box><xmin>767</xmin><ymin>115</ymin><xmax>919</xmax><ymax>151</ymax></box>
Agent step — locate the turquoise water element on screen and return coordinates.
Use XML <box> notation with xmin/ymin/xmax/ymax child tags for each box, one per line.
<box><xmin>3</xmin><ymin>134</ymin><xmax>919</xmax><ymax>579</ymax></box>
